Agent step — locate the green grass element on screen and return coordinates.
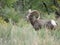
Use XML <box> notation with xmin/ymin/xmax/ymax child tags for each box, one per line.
<box><xmin>0</xmin><ymin>14</ymin><xmax>60</xmax><ymax>45</ymax></box>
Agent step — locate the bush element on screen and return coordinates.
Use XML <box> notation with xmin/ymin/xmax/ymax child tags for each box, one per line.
<box><xmin>0</xmin><ymin>7</ymin><xmax>20</xmax><ymax>23</ymax></box>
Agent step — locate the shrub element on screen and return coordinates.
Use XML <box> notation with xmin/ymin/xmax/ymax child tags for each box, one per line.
<box><xmin>0</xmin><ymin>7</ymin><xmax>20</xmax><ymax>23</ymax></box>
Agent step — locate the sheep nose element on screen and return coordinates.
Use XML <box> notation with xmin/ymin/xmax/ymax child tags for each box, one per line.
<box><xmin>26</xmin><ymin>15</ymin><xmax>29</xmax><ymax>21</ymax></box>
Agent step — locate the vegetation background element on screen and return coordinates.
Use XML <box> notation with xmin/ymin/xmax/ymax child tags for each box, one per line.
<box><xmin>0</xmin><ymin>0</ymin><xmax>60</xmax><ymax>45</ymax></box>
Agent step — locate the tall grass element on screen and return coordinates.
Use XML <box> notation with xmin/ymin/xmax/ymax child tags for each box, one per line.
<box><xmin>0</xmin><ymin>14</ymin><xmax>60</xmax><ymax>45</ymax></box>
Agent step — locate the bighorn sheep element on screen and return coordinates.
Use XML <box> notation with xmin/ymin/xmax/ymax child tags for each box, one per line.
<box><xmin>26</xmin><ymin>9</ymin><xmax>57</xmax><ymax>30</ymax></box>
